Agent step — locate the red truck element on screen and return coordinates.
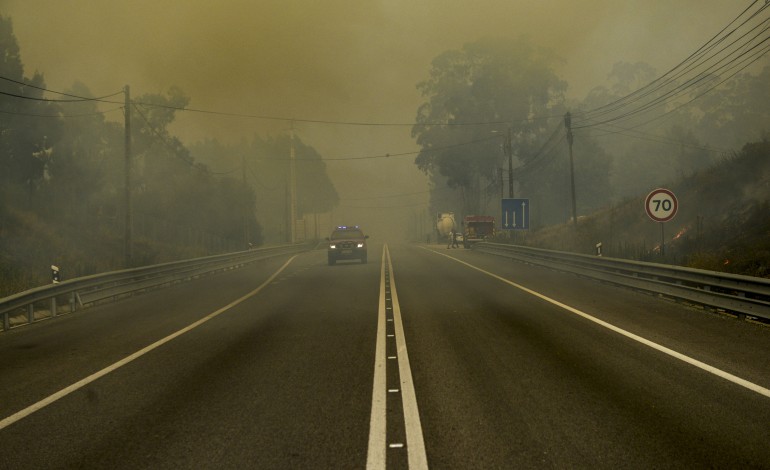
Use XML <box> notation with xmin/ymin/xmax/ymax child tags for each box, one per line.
<box><xmin>462</xmin><ymin>215</ymin><xmax>495</xmax><ymax>248</ymax></box>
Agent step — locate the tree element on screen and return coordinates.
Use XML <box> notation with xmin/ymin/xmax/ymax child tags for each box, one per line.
<box><xmin>693</xmin><ymin>64</ymin><xmax>770</xmax><ymax>150</ymax></box>
<box><xmin>44</xmin><ymin>81</ymin><xmax>124</xmax><ymax>221</ymax></box>
<box><xmin>411</xmin><ymin>37</ymin><xmax>615</xmax><ymax>225</ymax></box>
<box><xmin>0</xmin><ymin>15</ymin><xmax>62</xmax><ymax>202</ymax></box>
<box><xmin>189</xmin><ymin>133</ymin><xmax>339</xmax><ymax>244</ymax></box>
<box><xmin>412</xmin><ymin>37</ymin><xmax>569</xmax><ymax>216</ymax></box>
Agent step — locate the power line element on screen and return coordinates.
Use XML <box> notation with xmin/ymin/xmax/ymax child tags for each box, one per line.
<box><xmin>0</xmin><ymin>106</ymin><xmax>123</xmax><ymax>118</ymax></box>
<box><xmin>132</xmin><ymin>103</ymin><xmax>221</xmax><ymax>176</ymax></box>
<box><xmin>578</xmin><ymin>1</ymin><xmax>768</xmax><ymax>121</ymax></box>
<box><xmin>575</xmin><ymin>1</ymin><xmax>770</xmax><ymax>129</ymax></box>
<box><xmin>592</xmin><ymin>40</ymin><xmax>770</xmax><ymax>133</ymax></box>
<box><xmin>577</xmin><ymin>24</ymin><xmax>770</xmax><ymax>129</ymax></box>
<box><xmin>585</xmin><ymin>123</ymin><xmax>732</xmax><ymax>154</ymax></box>
<box><xmin>0</xmin><ymin>89</ymin><xmax>106</xmax><ymax>102</ymax></box>
<box><xmin>0</xmin><ymin>76</ymin><xmax>124</xmax><ymax>102</ymax></box>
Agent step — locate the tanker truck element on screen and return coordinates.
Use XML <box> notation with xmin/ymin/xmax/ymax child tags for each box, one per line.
<box><xmin>435</xmin><ymin>212</ymin><xmax>456</xmax><ymax>243</ymax></box>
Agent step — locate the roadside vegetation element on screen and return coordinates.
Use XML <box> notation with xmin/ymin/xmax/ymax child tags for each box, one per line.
<box><xmin>0</xmin><ymin>16</ymin><xmax>337</xmax><ymax>297</ymax></box>
<box><xmin>2</xmin><ymin>18</ymin><xmax>769</xmax><ymax>296</ymax></box>
<box><xmin>412</xmin><ymin>37</ymin><xmax>769</xmax><ymax>278</ymax></box>
<box><xmin>504</xmin><ymin>139</ymin><xmax>770</xmax><ymax>278</ymax></box>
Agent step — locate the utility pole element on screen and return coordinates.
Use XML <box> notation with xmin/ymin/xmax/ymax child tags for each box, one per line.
<box><xmin>289</xmin><ymin>121</ymin><xmax>297</xmax><ymax>244</ymax></box>
<box><xmin>124</xmin><ymin>85</ymin><xmax>133</xmax><ymax>267</ymax></box>
<box><xmin>499</xmin><ymin>167</ymin><xmax>504</xmax><ymax>200</ymax></box>
<box><xmin>242</xmin><ymin>154</ymin><xmax>250</xmax><ymax>248</ymax></box>
<box><xmin>504</xmin><ymin>128</ymin><xmax>514</xmax><ymax>198</ymax></box>
<box><xmin>565</xmin><ymin>112</ymin><xmax>577</xmax><ymax>227</ymax></box>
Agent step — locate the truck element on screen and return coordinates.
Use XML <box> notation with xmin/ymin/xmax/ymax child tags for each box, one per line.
<box><xmin>436</xmin><ymin>212</ymin><xmax>456</xmax><ymax>243</ymax></box>
<box><xmin>462</xmin><ymin>215</ymin><xmax>495</xmax><ymax>248</ymax></box>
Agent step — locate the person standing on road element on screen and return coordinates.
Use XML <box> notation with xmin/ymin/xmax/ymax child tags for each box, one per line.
<box><xmin>448</xmin><ymin>228</ymin><xmax>459</xmax><ymax>249</ymax></box>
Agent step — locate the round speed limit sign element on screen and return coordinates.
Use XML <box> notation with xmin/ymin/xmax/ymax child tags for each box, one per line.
<box><xmin>645</xmin><ymin>188</ymin><xmax>678</xmax><ymax>222</ymax></box>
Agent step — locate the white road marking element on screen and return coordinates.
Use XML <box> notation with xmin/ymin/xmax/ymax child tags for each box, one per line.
<box><xmin>366</xmin><ymin>248</ymin><xmax>388</xmax><ymax>470</ymax></box>
<box><xmin>387</xmin><ymin>244</ymin><xmax>428</xmax><ymax>469</ymax></box>
<box><xmin>367</xmin><ymin>244</ymin><xmax>428</xmax><ymax>470</ymax></box>
<box><xmin>426</xmin><ymin>247</ymin><xmax>770</xmax><ymax>399</ymax></box>
<box><xmin>0</xmin><ymin>256</ymin><xmax>298</xmax><ymax>431</ymax></box>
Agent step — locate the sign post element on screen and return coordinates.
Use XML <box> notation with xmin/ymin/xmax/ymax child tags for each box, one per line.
<box><xmin>645</xmin><ymin>188</ymin><xmax>678</xmax><ymax>256</ymax></box>
<box><xmin>501</xmin><ymin>198</ymin><xmax>530</xmax><ymax>230</ymax></box>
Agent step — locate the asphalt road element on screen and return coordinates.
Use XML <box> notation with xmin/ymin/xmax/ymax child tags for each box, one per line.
<box><xmin>1</xmin><ymin>242</ymin><xmax>769</xmax><ymax>469</ymax></box>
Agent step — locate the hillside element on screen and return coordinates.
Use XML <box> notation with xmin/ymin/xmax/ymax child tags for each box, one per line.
<box><xmin>0</xmin><ymin>204</ymin><xmax>215</xmax><ymax>298</ymax></box>
<box><xmin>514</xmin><ymin>139</ymin><xmax>770</xmax><ymax>278</ymax></box>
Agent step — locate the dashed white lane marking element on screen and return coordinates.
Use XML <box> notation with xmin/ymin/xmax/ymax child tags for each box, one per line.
<box><xmin>0</xmin><ymin>256</ymin><xmax>298</xmax><ymax>431</ymax></box>
<box><xmin>387</xmin><ymin>244</ymin><xmax>428</xmax><ymax>469</ymax></box>
<box><xmin>425</xmin><ymin>247</ymin><xmax>770</xmax><ymax>399</ymax></box>
<box><xmin>367</xmin><ymin>244</ymin><xmax>428</xmax><ymax>470</ymax></box>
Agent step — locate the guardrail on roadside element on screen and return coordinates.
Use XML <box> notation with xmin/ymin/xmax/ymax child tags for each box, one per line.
<box><xmin>475</xmin><ymin>242</ymin><xmax>770</xmax><ymax>323</ymax></box>
<box><xmin>1</xmin><ymin>244</ymin><xmax>309</xmax><ymax>332</ymax></box>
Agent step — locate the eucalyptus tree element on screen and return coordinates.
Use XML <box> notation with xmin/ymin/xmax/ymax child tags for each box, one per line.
<box><xmin>412</xmin><ymin>37</ymin><xmax>568</xmax><ymax>216</ymax></box>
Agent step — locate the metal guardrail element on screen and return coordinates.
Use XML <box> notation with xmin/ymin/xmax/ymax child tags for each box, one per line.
<box><xmin>475</xmin><ymin>242</ymin><xmax>770</xmax><ymax>322</ymax></box>
<box><xmin>1</xmin><ymin>244</ymin><xmax>309</xmax><ymax>331</ymax></box>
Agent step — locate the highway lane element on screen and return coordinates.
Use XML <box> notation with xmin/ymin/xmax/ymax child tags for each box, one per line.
<box><xmin>0</xmin><ymin>248</ymin><xmax>381</xmax><ymax>468</ymax></box>
<box><xmin>392</xmin><ymin>243</ymin><xmax>770</xmax><ymax>468</ymax></box>
<box><xmin>0</xmin><ymin>241</ymin><xmax>768</xmax><ymax>468</ymax></box>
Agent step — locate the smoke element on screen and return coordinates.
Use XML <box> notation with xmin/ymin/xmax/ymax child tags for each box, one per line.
<box><xmin>3</xmin><ymin>0</ymin><xmax>743</xmax><ymax>238</ymax></box>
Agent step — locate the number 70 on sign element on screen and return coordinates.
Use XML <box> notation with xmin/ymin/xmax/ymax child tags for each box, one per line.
<box><xmin>645</xmin><ymin>188</ymin><xmax>678</xmax><ymax>222</ymax></box>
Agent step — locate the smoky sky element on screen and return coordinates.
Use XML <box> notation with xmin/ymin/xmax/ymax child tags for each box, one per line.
<box><xmin>3</xmin><ymin>0</ymin><xmax>743</xmax><ymax>237</ymax></box>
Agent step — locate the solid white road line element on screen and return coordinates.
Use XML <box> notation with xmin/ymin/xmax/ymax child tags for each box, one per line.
<box><xmin>0</xmin><ymin>256</ymin><xmax>297</xmax><ymax>431</ymax></box>
<box><xmin>426</xmin><ymin>247</ymin><xmax>770</xmax><ymax>399</ymax></box>
<box><xmin>367</xmin><ymin>244</ymin><xmax>428</xmax><ymax>470</ymax></box>
<box><xmin>366</xmin><ymin>247</ymin><xmax>388</xmax><ymax>470</ymax></box>
<box><xmin>386</xmin><ymin>244</ymin><xmax>429</xmax><ymax>469</ymax></box>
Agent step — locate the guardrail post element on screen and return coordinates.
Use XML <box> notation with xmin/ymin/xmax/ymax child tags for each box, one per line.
<box><xmin>51</xmin><ymin>297</ymin><xmax>57</xmax><ymax>318</ymax></box>
<box><xmin>70</xmin><ymin>292</ymin><xmax>76</xmax><ymax>313</ymax></box>
<box><xmin>3</xmin><ymin>312</ymin><xmax>8</xmax><ymax>331</ymax></box>
<box><xmin>27</xmin><ymin>304</ymin><xmax>34</xmax><ymax>324</ymax></box>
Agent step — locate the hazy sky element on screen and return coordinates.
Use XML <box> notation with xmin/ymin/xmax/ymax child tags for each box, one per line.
<box><xmin>2</xmin><ymin>0</ymin><xmax>745</xmax><ymax>237</ymax></box>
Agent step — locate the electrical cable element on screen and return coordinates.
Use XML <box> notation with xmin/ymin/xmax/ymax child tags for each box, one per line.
<box><xmin>0</xmin><ymin>75</ymin><xmax>124</xmax><ymax>101</ymax></box>
<box><xmin>578</xmin><ymin>0</ymin><xmax>768</xmax><ymax>123</ymax></box>
<box><xmin>0</xmin><ymin>106</ymin><xmax>123</xmax><ymax>118</ymax></box>
<box><xmin>576</xmin><ymin>21</ymin><xmax>770</xmax><ymax>129</ymax></box>
<box><xmin>588</xmin><ymin>39</ymin><xmax>770</xmax><ymax>133</ymax></box>
<box><xmin>585</xmin><ymin>122</ymin><xmax>733</xmax><ymax>155</ymax></box>
<box><xmin>132</xmin><ymin>103</ymin><xmax>212</xmax><ymax>175</ymax></box>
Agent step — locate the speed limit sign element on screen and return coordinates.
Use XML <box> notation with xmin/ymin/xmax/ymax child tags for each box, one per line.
<box><xmin>645</xmin><ymin>188</ymin><xmax>678</xmax><ymax>222</ymax></box>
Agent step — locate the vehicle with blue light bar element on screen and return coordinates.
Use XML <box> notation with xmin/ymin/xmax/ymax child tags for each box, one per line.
<box><xmin>326</xmin><ymin>226</ymin><xmax>368</xmax><ymax>265</ymax></box>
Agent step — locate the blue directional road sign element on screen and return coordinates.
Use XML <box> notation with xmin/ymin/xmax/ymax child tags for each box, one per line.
<box><xmin>501</xmin><ymin>198</ymin><xmax>530</xmax><ymax>230</ymax></box>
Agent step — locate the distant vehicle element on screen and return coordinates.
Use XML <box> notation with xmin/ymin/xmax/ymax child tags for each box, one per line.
<box><xmin>326</xmin><ymin>226</ymin><xmax>369</xmax><ymax>265</ymax></box>
<box><xmin>462</xmin><ymin>215</ymin><xmax>495</xmax><ymax>248</ymax></box>
<box><xmin>436</xmin><ymin>212</ymin><xmax>456</xmax><ymax>243</ymax></box>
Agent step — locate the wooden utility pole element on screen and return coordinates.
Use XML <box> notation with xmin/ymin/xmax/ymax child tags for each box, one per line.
<box><xmin>289</xmin><ymin>121</ymin><xmax>297</xmax><ymax>244</ymax></box>
<box><xmin>499</xmin><ymin>167</ymin><xmax>504</xmax><ymax>200</ymax></box>
<box><xmin>565</xmin><ymin>112</ymin><xmax>577</xmax><ymax>227</ymax></box>
<box><xmin>124</xmin><ymin>85</ymin><xmax>133</xmax><ymax>267</ymax></box>
<box><xmin>242</xmin><ymin>154</ymin><xmax>250</xmax><ymax>247</ymax></box>
<box><xmin>504</xmin><ymin>128</ymin><xmax>514</xmax><ymax>198</ymax></box>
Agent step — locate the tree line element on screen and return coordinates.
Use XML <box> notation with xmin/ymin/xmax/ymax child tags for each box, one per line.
<box><xmin>411</xmin><ymin>37</ymin><xmax>770</xmax><ymax>226</ymax></box>
<box><xmin>0</xmin><ymin>15</ymin><xmax>338</xmax><ymax>294</ymax></box>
